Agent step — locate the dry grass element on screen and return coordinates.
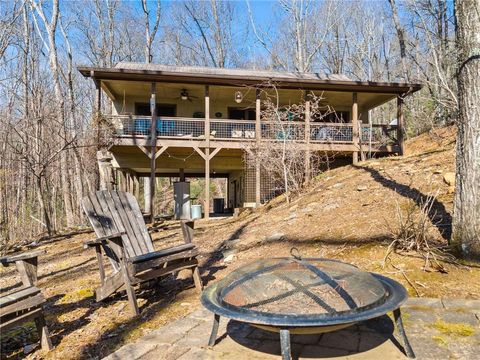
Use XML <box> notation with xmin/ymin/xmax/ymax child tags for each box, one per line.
<box><xmin>384</xmin><ymin>195</ymin><xmax>458</xmax><ymax>273</ymax></box>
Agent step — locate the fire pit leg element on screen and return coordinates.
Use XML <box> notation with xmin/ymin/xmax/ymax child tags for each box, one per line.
<box><xmin>393</xmin><ymin>308</ymin><xmax>415</xmax><ymax>358</ymax></box>
<box><xmin>208</xmin><ymin>314</ymin><xmax>220</xmax><ymax>346</ymax></box>
<box><xmin>279</xmin><ymin>329</ymin><xmax>291</xmax><ymax>360</ymax></box>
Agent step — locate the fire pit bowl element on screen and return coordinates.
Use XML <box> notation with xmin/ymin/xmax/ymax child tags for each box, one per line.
<box><xmin>201</xmin><ymin>256</ymin><xmax>415</xmax><ymax>359</ymax></box>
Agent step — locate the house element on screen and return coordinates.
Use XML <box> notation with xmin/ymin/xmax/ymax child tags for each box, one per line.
<box><xmin>77</xmin><ymin>62</ymin><xmax>422</xmax><ymax>219</ymax></box>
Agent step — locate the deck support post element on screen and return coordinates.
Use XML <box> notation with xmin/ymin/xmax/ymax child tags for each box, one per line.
<box><xmin>255</xmin><ymin>156</ymin><xmax>261</xmax><ymax>206</ymax></box>
<box><xmin>97</xmin><ymin>150</ymin><xmax>113</xmax><ymax>191</ymax></box>
<box><xmin>397</xmin><ymin>96</ymin><xmax>404</xmax><ymax>156</ymax></box>
<box><xmin>255</xmin><ymin>89</ymin><xmax>261</xmax><ymax>206</ymax></box>
<box><xmin>144</xmin><ymin>177</ymin><xmax>151</xmax><ymax>214</ymax></box>
<box><xmin>93</xmin><ymin>76</ymin><xmax>102</xmax><ymax>151</ymax></box>
<box><xmin>148</xmin><ymin>82</ymin><xmax>157</xmax><ymax>222</ymax></box>
<box><xmin>118</xmin><ymin>170</ymin><xmax>127</xmax><ymax>192</ymax></box>
<box><xmin>204</xmin><ymin>86</ymin><xmax>210</xmax><ymax>219</ymax></box>
<box><xmin>134</xmin><ymin>174</ymin><xmax>140</xmax><ymax>199</ymax></box>
<box><xmin>352</xmin><ymin>92</ymin><xmax>359</xmax><ymax>165</ymax></box>
<box><xmin>92</xmin><ymin>73</ymin><xmax>102</xmax><ymax>190</ymax></box>
<box><xmin>305</xmin><ymin>99</ymin><xmax>311</xmax><ymax>183</ymax></box>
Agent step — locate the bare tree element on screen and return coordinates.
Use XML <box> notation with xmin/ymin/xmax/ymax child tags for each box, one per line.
<box><xmin>31</xmin><ymin>0</ymin><xmax>76</xmax><ymax>227</ymax></box>
<box><xmin>141</xmin><ymin>0</ymin><xmax>161</xmax><ymax>64</ymax></box>
<box><xmin>0</xmin><ymin>0</ymin><xmax>22</xmax><ymax>60</ymax></box>
<box><xmin>172</xmin><ymin>0</ymin><xmax>237</xmax><ymax>67</ymax></box>
<box><xmin>246</xmin><ymin>85</ymin><xmax>336</xmax><ymax>202</ymax></box>
<box><xmin>388</xmin><ymin>0</ymin><xmax>409</xmax><ymax>81</ymax></box>
<box><xmin>248</xmin><ymin>0</ymin><xmax>340</xmax><ymax>72</ymax></box>
<box><xmin>452</xmin><ymin>0</ymin><xmax>480</xmax><ymax>259</ymax></box>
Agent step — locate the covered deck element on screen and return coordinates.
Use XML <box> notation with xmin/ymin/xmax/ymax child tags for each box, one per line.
<box><xmin>79</xmin><ymin>63</ymin><xmax>422</xmax><ymax>219</ymax></box>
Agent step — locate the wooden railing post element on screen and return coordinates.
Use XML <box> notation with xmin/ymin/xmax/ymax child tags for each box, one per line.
<box><xmin>305</xmin><ymin>100</ymin><xmax>311</xmax><ymax>183</ymax></box>
<box><xmin>205</xmin><ymin>86</ymin><xmax>210</xmax><ymax>146</ymax></box>
<box><xmin>397</xmin><ymin>95</ymin><xmax>404</xmax><ymax>155</ymax></box>
<box><xmin>352</xmin><ymin>92</ymin><xmax>359</xmax><ymax>164</ymax></box>
<box><xmin>94</xmin><ymin>78</ymin><xmax>102</xmax><ymax>150</ymax></box>
<box><xmin>204</xmin><ymin>85</ymin><xmax>210</xmax><ymax>219</ymax></box>
<box><xmin>255</xmin><ymin>88</ymin><xmax>261</xmax><ymax>206</ymax></box>
<box><xmin>255</xmin><ymin>89</ymin><xmax>261</xmax><ymax>143</ymax></box>
<box><xmin>148</xmin><ymin>82</ymin><xmax>157</xmax><ymax>221</ymax></box>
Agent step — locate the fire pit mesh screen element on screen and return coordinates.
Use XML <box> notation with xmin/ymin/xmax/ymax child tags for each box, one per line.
<box><xmin>220</xmin><ymin>258</ymin><xmax>387</xmax><ymax>317</ymax></box>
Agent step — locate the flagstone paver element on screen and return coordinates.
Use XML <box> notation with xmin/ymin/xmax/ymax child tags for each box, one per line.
<box><xmin>104</xmin><ymin>298</ymin><xmax>480</xmax><ymax>360</ymax></box>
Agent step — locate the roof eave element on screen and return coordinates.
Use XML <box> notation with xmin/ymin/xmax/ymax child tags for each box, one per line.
<box><xmin>77</xmin><ymin>66</ymin><xmax>422</xmax><ymax>94</ymax></box>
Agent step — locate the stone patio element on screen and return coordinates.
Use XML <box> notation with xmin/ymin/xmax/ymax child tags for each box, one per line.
<box><xmin>104</xmin><ymin>298</ymin><xmax>480</xmax><ymax>360</ymax></box>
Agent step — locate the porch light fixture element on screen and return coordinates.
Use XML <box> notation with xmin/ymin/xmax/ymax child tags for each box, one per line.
<box><xmin>180</xmin><ymin>89</ymin><xmax>189</xmax><ymax>101</ymax></box>
<box><xmin>234</xmin><ymin>91</ymin><xmax>243</xmax><ymax>103</ymax></box>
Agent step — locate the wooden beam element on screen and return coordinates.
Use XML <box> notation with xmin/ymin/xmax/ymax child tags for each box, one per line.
<box><xmin>154</xmin><ymin>145</ymin><xmax>168</xmax><ymax>160</ymax></box>
<box><xmin>305</xmin><ymin>100</ymin><xmax>311</xmax><ymax>183</ymax></box>
<box><xmin>358</xmin><ymin>120</ymin><xmax>366</xmax><ymax>161</ymax></box>
<box><xmin>148</xmin><ymin>82</ymin><xmax>157</xmax><ymax>220</ymax></box>
<box><xmin>94</xmin><ymin>78</ymin><xmax>102</xmax><ymax>151</ymax></box>
<box><xmin>205</xmin><ymin>86</ymin><xmax>210</xmax><ymax>147</ymax></box>
<box><xmin>193</xmin><ymin>146</ymin><xmax>206</xmax><ymax>160</ymax></box>
<box><xmin>138</xmin><ymin>144</ymin><xmax>167</xmax><ymax>160</ymax></box>
<box><xmin>138</xmin><ymin>145</ymin><xmax>151</xmax><ymax>158</ymax></box>
<box><xmin>397</xmin><ymin>96</ymin><xmax>404</xmax><ymax>155</ymax></box>
<box><xmin>256</xmin><ymin>88</ymin><xmax>261</xmax><ymax>143</ymax></box>
<box><xmin>136</xmin><ymin>172</ymin><xmax>229</xmax><ymax>178</ymax></box>
<box><xmin>352</xmin><ymin>92</ymin><xmax>359</xmax><ymax>165</ymax></box>
<box><xmin>101</xmin><ymin>81</ymin><xmax>116</xmax><ymax>101</ymax></box>
<box><xmin>204</xmin><ymin>148</ymin><xmax>210</xmax><ymax>220</ymax></box>
<box><xmin>209</xmin><ymin>147</ymin><xmax>222</xmax><ymax>160</ymax></box>
<box><xmin>255</xmin><ymin>156</ymin><xmax>261</xmax><ymax>206</ymax></box>
<box><xmin>118</xmin><ymin>170</ymin><xmax>127</xmax><ymax>192</ymax></box>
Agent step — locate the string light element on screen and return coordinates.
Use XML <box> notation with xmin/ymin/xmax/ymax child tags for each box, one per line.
<box><xmin>165</xmin><ymin>150</ymin><xmax>196</xmax><ymax>162</ymax></box>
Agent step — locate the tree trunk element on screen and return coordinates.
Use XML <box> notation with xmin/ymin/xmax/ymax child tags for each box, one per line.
<box><xmin>36</xmin><ymin>176</ymin><xmax>53</xmax><ymax>236</ymax></box>
<box><xmin>452</xmin><ymin>0</ymin><xmax>480</xmax><ymax>259</ymax></box>
<box><xmin>388</xmin><ymin>0</ymin><xmax>409</xmax><ymax>81</ymax></box>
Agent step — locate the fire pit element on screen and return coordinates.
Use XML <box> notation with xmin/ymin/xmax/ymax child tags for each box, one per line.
<box><xmin>201</xmin><ymin>253</ymin><xmax>415</xmax><ymax>359</ymax></box>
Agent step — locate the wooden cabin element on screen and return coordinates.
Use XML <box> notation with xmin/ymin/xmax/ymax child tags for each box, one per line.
<box><xmin>78</xmin><ymin>63</ymin><xmax>422</xmax><ymax>219</ymax></box>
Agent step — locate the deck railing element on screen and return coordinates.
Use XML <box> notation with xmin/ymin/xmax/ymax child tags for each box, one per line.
<box><xmin>310</xmin><ymin>123</ymin><xmax>353</xmax><ymax>143</ymax></box>
<box><xmin>360</xmin><ymin>124</ymin><xmax>398</xmax><ymax>145</ymax></box>
<box><xmin>109</xmin><ymin>115</ymin><xmax>397</xmax><ymax>146</ymax></box>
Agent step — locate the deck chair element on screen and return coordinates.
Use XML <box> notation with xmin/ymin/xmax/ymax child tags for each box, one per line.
<box><xmin>82</xmin><ymin>190</ymin><xmax>203</xmax><ymax>315</ymax></box>
<box><xmin>0</xmin><ymin>250</ymin><xmax>53</xmax><ymax>351</ymax></box>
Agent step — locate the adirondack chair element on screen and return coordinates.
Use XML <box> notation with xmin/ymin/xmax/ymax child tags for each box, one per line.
<box><xmin>82</xmin><ymin>190</ymin><xmax>203</xmax><ymax>315</ymax></box>
<box><xmin>0</xmin><ymin>250</ymin><xmax>53</xmax><ymax>351</ymax></box>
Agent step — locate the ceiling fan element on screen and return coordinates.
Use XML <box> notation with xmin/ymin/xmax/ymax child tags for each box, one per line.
<box><xmin>176</xmin><ymin>89</ymin><xmax>198</xmax><ymax>102</ymax></box>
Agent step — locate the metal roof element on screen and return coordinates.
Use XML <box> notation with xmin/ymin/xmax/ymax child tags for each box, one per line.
<box><xmin>78</xmin><ymin>62</ymin><xmax>422</xmax><ymax>94</ymax></box>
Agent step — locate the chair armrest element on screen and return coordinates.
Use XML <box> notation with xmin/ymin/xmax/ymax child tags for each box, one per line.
<box><xmin>0</xmin><ymin>250</ymin><xmax>46</xmax><ymax>267</ymax></box>
<box><xmin>83</xmin><ymin>232</ymin><xmax>126</xmax><ymax>249</ymax></box>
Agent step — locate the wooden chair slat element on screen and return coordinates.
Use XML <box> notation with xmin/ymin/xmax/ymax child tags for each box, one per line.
<box><xmin>0</xmin><ymin>293</ymin><xmax>44</xmax><ymax>317</ymax></box>
<box><xmin>130</xmin><ymin>248</ymin><xmax>199</xmax><ymax>275</ymax></box>
<box><xmin>119</xmin><ymin>193</ymin><xmax>155</xmax><ymax>254</ymax></box>
<box><xmin>118</xmin><ymin>191</ymin><xmax>152</xmax><ymax>254</ymax></box>
<box><xmin>129</xmin><ymin>243</ymin><xmax>195</xmax><ymax>264</ymax></box>
<box><xmin>0</xmin><ymin>307</ymin><xmax>44</xmax><ymax>332</ymax></box>
<box><xmin>0</xmin><ymin>250</ymin><xmax>46</xmax><ymax>265</ymax></box>
<box><xmin>83</xmin><ymin>194</ymin><xmax>108</xmax><ymax>238</ymax></box>
<box><xmin>0</xmin><ymin>286</ymin><xmax>41</xmax><ymax>307</ymax></box>
<box><xmin>108</xmin><ymin>191</ymin><xmax>142</xmax><ymax>257</ymax></box>
<box><xmin>89</xmin><ymin>192</ymin><xmax>116</xmax><ymax>236</ymax></box>
<box><xmin>97</xmin><ymin>191</ymin><xmax>137</xmax><ymax>259</ymax></box>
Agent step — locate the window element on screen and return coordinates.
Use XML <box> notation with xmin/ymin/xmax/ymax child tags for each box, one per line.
<box><xmin>135</xmin><ymin>103</ymin><xmax>176</xmax><ymax>117</ymax></box>
<box><xmin>228</xmin><ymin>107</ymin><xmax>256</xmax><ymax>120</ymax></box>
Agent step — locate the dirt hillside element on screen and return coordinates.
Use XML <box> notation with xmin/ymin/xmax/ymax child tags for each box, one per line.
<box><xmin>2</xmin><ymin>125</ymin><xmax>478</xmax><ymax>360</ymax></box>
